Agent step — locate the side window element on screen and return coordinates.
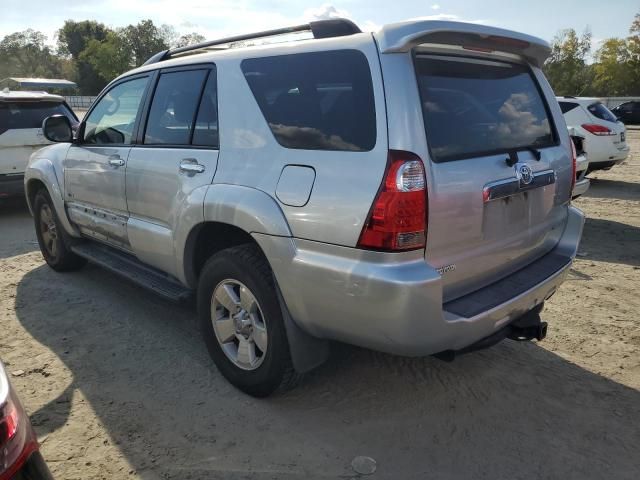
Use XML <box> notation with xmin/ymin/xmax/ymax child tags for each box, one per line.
<box><xmin>559</xmin><ymin>101</ymin><xmax>579</xmax><ymax>114</ymax></box>
<box><xmin>144</xmin><ymin>69</ymin><xmax>208</xmax><ymax>145</ymax></box>
<box><xmin>587</xmin><ymin>102</ymin><xmax>617</xmax><ymax>123</ymax></box>
<box><xmin>241</xmin><ymin>50</ymin><xmax>376</xmax><ymax>151</ymax></box>
<box><xmin>84</xmin><ymin>77</ymin><xmax>149</xmax><ymax>145</ymax></box>
<box><xmin>192</xmin><ymin>71</ymin><xmax>219</xmax><ymax>147</ymax></box>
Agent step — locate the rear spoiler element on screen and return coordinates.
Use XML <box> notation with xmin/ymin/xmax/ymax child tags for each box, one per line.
<box><xmin>375</xmin><ymin>20</ymin><xmax>551</xmax><ymax>67</ymax></box>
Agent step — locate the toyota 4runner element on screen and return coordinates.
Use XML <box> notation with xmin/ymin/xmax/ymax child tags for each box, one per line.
<box><xmin>25</xmin><ymin>18</ymin><xmax>584</xmax><ymax>396</ymax></box>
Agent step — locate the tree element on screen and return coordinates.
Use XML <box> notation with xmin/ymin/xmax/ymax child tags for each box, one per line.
<box><xmin>57</xmin><ymin>20</ymin><xmax>109</xmax><ymax>58</ymax></box>
<box><xmin>592</xmin><ymin>38</ymin><xmax>633</xmax><ymax>96</ymax></box>
<box><xmin>79</xmin><ymin>32</ymin><xmax>131</xmax><ymax>83</ymax></box>
<box><xmin>175</xmin><ymin>32</ymin><xmax>206</xmax><ymax>48</ymax></box>
<box><xmin>627</xmin><ymin>13</ymin><xmax>640</xmax><ymax>94</ymax></box>
<box><xmin>0</xmin><ymin>29</ymin><xmax>66</xmax><ymax>80</ymax></box>
<box><xmin>57</xmin><ymin>20</ymin><xmax>112</xmax><ymax>94</ymax></box>
<box><xmin>122</xmin><ymin>20</ymin><xmax>168</xmax><ymax>66</ymax></box>
<box><xmin>543</xmin><ymin>28</ymin><xmax>593</xmax><ymax>96</ymax></box>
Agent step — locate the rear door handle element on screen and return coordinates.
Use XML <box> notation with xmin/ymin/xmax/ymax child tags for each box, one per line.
<box><xmin>108</xmin><ymin>155</ymin><xmax>125</xmax><ymax>167</ymax></box>
<box><xmin>179</xmin><ymin>158</ymin><xmax>205</xmax><ymax>174</ymax></box>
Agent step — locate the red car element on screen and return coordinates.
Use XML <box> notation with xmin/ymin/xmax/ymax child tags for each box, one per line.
<box><xmin>1</xmin><ymin>361</ymin><xmax>53</xmax><ymax>480</ymax></box>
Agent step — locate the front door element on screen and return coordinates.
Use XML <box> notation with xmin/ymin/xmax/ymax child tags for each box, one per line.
<box><xmin>64</xmin><ymin>75</ymin><xmax>150</xmax><ymax>248</ymax></box>
<box><xmin>125</xmin><ymin>66</ymin><xmax>219</xmax><ymax>275</ymax></box>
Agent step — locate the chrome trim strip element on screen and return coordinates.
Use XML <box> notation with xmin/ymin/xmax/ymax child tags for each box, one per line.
<box><xmin>483</xmin><ymin>169</ymin><xmax>555</xmax><ymax>202</ymax></box>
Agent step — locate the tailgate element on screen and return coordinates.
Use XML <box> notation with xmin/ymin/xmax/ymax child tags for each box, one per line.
<box><xmin>413</xmin><ymin>54</ymin><xmax>572</xmax><ymax>301</ymax></box>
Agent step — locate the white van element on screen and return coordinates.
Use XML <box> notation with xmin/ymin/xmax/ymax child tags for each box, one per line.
<box><xmin>0</xmin><ymin>89</ymin><xmax>78</xmax><ymax>198</ymax></box>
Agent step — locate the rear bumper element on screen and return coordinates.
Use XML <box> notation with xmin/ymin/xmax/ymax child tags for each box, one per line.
<box><xmin>588</xmin><ymin>145</ymin><xmax>629</xmax><ymax>167</ymax></box>
<box><xmin>258</xmin><ymin>206</ymin><xmax>585</xmax><ymax>357</ymax></box>
<box><xmin>572</xmin><ymin>177</ymin><xmax>590</xmax><ymax>197</ymax></box>
<box><xmin>0</xmin><ymin>173</ymin><xmax>25</xmax><ymax>198</ymax></box>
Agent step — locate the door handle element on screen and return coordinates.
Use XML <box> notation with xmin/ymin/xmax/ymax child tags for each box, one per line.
<box><xmin>179</xmin><ymin>158</ymin><xmax>205</xmax><ymax>174</ymax></box>
<box><xmin>108</xmin><ymin>155</ymin><xmax>125</xmax><ymax>167</ymax></box>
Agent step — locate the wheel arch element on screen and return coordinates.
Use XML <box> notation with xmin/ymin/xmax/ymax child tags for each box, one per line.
<box><xmin>24</xmin><ymin>157</ymin><xmax>79</xmax><ymax>237</ymax></box>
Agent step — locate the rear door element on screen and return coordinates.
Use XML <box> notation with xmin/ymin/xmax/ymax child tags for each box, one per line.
<box><xmin>125</xmin><ymin>65</ymin><xmax>219</xmax><ymax>275</ymax></box>
<box><xmin>0</xmin><ymin>101</ymin><xmax>76</xmax><ymax>176</ymax></box>
<box><xmin>413</xmin><ymin>54</ymin><xmax>570</xmax><ymax>300</ymax></box>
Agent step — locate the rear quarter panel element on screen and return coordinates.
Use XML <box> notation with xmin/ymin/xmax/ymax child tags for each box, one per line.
<box><xmin>212</xmin><ymin>33</ymin><xmax>389</xmax><ymax>247</ymax></box>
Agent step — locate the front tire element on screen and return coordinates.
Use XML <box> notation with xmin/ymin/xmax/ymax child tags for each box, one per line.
<box><xmin>198</xmin><ymin>244</ymin><xmax>299</xmax><ymax>397</ymax></box>
<box><xmin>33</xmin><ymin>189</ymin><xmax>86</xmax><ymax>272</ymax></box>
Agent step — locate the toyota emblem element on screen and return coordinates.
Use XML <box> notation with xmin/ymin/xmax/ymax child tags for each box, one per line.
<box><xmin>517</xmin><ymin>164</ymin><xmax>534</xmax><ymax>185</ymax></box>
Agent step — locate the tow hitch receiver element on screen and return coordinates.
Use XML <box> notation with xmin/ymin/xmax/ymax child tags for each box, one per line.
<box><xmin>434</xmin><ymin>307</ymin><xmax>548</xmax><ymax>362</ymax></box>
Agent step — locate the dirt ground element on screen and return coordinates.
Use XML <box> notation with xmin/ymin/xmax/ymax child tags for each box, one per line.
<box><xmin>1</xmin><ymin>134</ymin><xmax>639</xmax><ymax>480</ymax></box>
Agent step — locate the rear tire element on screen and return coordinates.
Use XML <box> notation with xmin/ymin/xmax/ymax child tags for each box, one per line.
<box><xmin>197</xmin><ymin>244</ymin><xmax>300</xmax><ymax>397</ymax></box>
<box><xmin>33</xmin><ymin>189</ymin><xmax>86</xmax><ymax>272</ymax></box>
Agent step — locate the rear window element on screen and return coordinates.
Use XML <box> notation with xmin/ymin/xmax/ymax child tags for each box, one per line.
<box><xmin>415</xmin><ymin>55</ymin><xmax>556</xmax><ymax>162</ymax></box>
<box><xmin>587</xmin><ymin>102</ymin><xmax>617</xmax><ymax>123</ymax></box>
<box><xmin>559</xmin><ymin>101</ymin><xmax>580</xmax><ymax>114</ymax></box>
<box><xmin>0</xmin><ymin>102</ymin><xmax>76</xmax><ymax>133</ymax></box>
<box><xmin>241</xmin><ymin>50</ymin><xmax>376</xmax><ymax>151</ymax></box>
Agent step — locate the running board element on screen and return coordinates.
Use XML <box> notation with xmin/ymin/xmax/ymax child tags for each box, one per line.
<box><xmin>71</xmin><ymin>242</ymin><xmax>193</xmax><ymax>303</ymax></box>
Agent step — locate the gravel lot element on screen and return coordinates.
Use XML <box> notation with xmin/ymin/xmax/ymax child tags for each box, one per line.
<box><xmin>1</xmin><ymin>133</ymin><xmax>639</xmax><ymax>479</ymax></box>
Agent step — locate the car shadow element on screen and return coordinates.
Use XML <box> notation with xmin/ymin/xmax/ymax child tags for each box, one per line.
<box><xmin>579</xmin><ymin>217</ymin><xmax>640</xmax><ymax>267</ymax></box>
<box><xmin>13</xmin><ymin>264</ymin><xmax>640</xmax><ymax>479</ymax></box>
<box><xmin>584</xmin><ymin>178</ymin><xmax>640</xmax><ymax>201</ymax></box>
<box><xmin>0</xmin><ymin>198</ymin><xmax>38</xmax><ymax>259</ymax></box>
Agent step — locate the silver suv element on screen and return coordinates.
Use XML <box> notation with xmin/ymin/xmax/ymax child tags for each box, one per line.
<box><xmin>25</xmin><ymin>18</ymin><xmax>584</xmax><ymax>396</ymax></box>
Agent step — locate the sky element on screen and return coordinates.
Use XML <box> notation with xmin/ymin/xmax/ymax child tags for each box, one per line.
<box><xmin>0</xmin><ymin>0</ymin><xmax>638</xmax><ymax>52</ymax></box>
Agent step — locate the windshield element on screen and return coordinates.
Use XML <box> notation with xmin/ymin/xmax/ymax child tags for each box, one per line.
<box><xmin>587</xmin><ymin>102</ymin><xmax>618</xmax><ymax>123</ymax></box>
<box><xmin>415</xmin><ymin>55</ymin><xmax>556</xmax><ymax>162</ymax></box>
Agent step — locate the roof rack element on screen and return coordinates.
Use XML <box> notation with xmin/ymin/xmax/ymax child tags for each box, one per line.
<box><xmin>143</xmin><ymin>18</ymin><xmax>362</xmax><ymax>65</ymax></box>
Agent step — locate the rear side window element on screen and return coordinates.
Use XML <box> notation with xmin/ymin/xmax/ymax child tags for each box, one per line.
<box><xmin>559</xmin><ymin>101</ymin><xmax>579</xmax><ymax>114</ymax></box>
<box><xmin>587</xmin><ymin>102</ymin><xmax>617</xmax><ymax>123</ymax></box>
<box><xmin>192</xmin><ymin>72</ymin><xmax>219</xmax><ymax>148</ymax></box>
<box><xmin>144</xmin><ymin>69</ymin><xmax>208</xmax><ymax>145</ymax></box>
<box><xmin>0</xmin><ymin>102</ymin><xmax>76</xmax><ymax>134</ymax></box>
<box><xmin>241</xmin><ymin>50</ymin><xmax>376</xmax><ymax>151</ymax></box>
<box><xmin>415</xmin><ymin>55</ymin><xmax>556</xmax><ymax>162</ymax></box>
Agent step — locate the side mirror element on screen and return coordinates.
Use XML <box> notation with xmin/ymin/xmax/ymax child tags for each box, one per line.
<box><xmin>42</xmin><ymin>115</ymin><xmax>73</xmax><ymax>142</ymax></box>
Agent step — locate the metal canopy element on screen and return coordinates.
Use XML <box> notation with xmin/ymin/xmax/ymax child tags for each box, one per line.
<box><xmin>0</xmin><ymin>77</ymin><xmax>78</xmax><ymax>90</ymax></box>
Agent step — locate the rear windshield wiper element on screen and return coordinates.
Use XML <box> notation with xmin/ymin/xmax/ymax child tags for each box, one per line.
<box><xmin>505</xmin><ymin>147</ymin><xmax>542</xmax><ymax>167</ymax></box>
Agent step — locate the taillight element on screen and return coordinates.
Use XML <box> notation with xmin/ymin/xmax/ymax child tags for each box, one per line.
<box><xmin>1</xmin><ymin>365</ymin><xmax>38</xmax><ymax>480</ymax></box>
<box><xmin>581</xmin><ymin>123</ymin><xmax>616</xmax><ymax>136</ymax></box>
<box><xmin>569</xmin><ymin>137</ymin><xmax>577</xmax><ymax>194</ymax></box>
<box><xmin>357</xmin><ymin>150</ymin><xmax>427</xmax><ymax>251</ymax></box>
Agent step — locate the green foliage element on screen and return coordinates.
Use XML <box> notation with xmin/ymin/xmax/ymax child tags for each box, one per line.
<box><xmin>0</xmin><ymin>29</ymin><xmax>67</xmax><ymax>80</ymax></box>
<box><xmin>57</xmin><ymin>20</ymin><xmax>111</xmax><ymax>94</ymax></box>
<box><xmin>57</xmin><ymin>20</ymin><xmax>109</xmax><ymax>58</ymax></box>
<box><xmin>175</xmin><ymin>32</ymin><xmax>206</xmax><ymax>48</ymax></box>
<box><xmin>545</xmin><ymin>13</ymin><xmax>640</xmax><ymax>96</ymax></box>
<box><xmin>592</xmin><ymin>38</ymin><xmax>633</xmax><ymax>96</ymax></box>
<box><xmin>4</xmin><ymin>12</ymin><xmax>639</xmax><ymax>97</ymax></box>
<box><xmin>543</xmin><ymin>29</ymin><xmax>593</xmax><ymax>96</ymax></box>
<box><xmin>79</xmin><ymin>32</ymin><xmax>132</xmax><ymax>83</ymax></box>
<box><xmin>121</xmin><ymin>20</ymin><xmax>169</xmax><ymax>66</ymax></box>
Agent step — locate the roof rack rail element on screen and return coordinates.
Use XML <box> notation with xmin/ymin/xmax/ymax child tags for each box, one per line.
<box><xmin>143</xmin><ymin>18</ymin><xmax>361</xmax><ymax>65</ymax></box>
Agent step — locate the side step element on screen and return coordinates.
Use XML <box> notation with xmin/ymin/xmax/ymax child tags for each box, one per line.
<box><xmin>71</xmin><ymin>242</ymin><xmax>194</xmax><ymax>303</ymax></box>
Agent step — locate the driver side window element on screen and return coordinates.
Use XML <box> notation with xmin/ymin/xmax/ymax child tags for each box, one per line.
<box><xmin>83</xmin><ymin>77</ymin><xmax>149</xmax><ymax>145</ymax></box>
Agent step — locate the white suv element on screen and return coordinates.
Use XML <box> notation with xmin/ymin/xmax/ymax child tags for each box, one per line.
<box><xmin>557</xmin><ymin>97</ymin><xmax>629</xmax><ymax>172</ymax></box>
<box><xmin>0</xmin><ymin>89</ymin><xmax>78</xmax><ymax>198</ymax></box>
